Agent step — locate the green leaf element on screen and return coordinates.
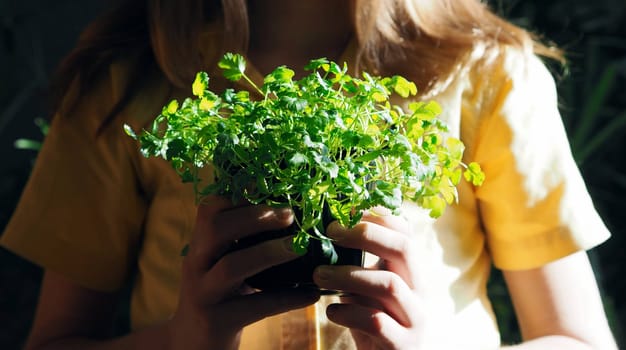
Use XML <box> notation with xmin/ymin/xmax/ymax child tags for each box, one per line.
<box><xmin>421</xmin><ymin>195</ymin><xmax>446</xmax><ymax>218</ymax></box>
<box><xmin>293</xmin><ymin>232</ymin><xmax>309</xmax><ymax>255</ymax></box>
<box><xmin>354</xmin><ymin>150</ymin><xmax>382</xmax><ymax>163</ymax></box>
<box><xmin>14</xmin><ymin>139</ymin><xmax>42</xmax><ymax>151</ymax></box>
<box><xmin>449</xmin><ymin>168</ymin><xmax>462</xmax><ymax>185</ymax></box>
<box><xmin>464</xmin><ymin>162</ymin><xmax>485</xmax><ymax>186</ymax></box>
<box><xmin>392</xmin><ymin>76</ymin><xmax>418</xmax><ymax>98</ymax></box>
<box><xmin>168</xmin><ymin>100</ymin><xmax>180</xmax><ymax>115</ymax></box>
<box><xmin>440</xmin><ymin>182</ymin><xmax>457</xmax><ymax>204</ymax></box>
<box><xmin>372</xmin><ymin>181</ymin><xmax>403</xmax><ymax>210</ymax></box>
<box><xmin>446</xmin><ymin>138</ymin><xmax>465</xmax><ymax>161</ymax></box>
<box><xmin>329</xmin><ymin>202</ymin><xmax>354</xmax><ymax>228</ymax></box>
<box><xmin>123</xmin><ymin>124</ymin><xmax>137</xmax><ymax>139</ymax></box>
<box><xmin>304</xmin><ymin>57</ymin><xmax>329</xmax><ymax>71</ymax></box>
<box><xmin>192</xmin><ymin>72</ymin><xmax>208</xmax><ymax>97</ymax></box>
<box><xmin>264</xmin><ymin>66</ymin><xmax>295</xmax><ymax>84</ymax></box>
<box><xmin>34</xmin><ymin>117</ymin><xmax>50</xmax><ymax>135</ymax></box>
<box><xmin>181</xmin><ymin>169</ymin><xmax>195</xmax><ymax>183</ymax></box>
<box><xmin>410</xmin><ymin>101</ymin><xmax>442</xmax><ymax>121</ymax></box>
<box><xmin>218</xmin><ymin>53</ymin><xmax>246</xmax><ymax>81</ymax></box>
<box><xmin>165</xmin><ymin>138</ymin><xmax>187</xmax><ymax>159</ymax></box>
<box><xmin>424</xmin><ymin>101</ymin><xmax>442</xmax><ymax>116</ymax></box>
<box><xmin>199</xmin><ymin>98</ymin><xmax>215</xmax><ymax>111</ymax></box>
<box><xmin>308</xmin><ymin>183</ymin><xmax>330</xmax><ymax>199</ymax></box>
<box><xmin>371</xmin><ymin>91</ymin><xmax>387</xmax><ymax>102</ymax></box>
<box><xmin>319</xmin><ymin>160</ymin><xmax>339</xmax><ymax>178</ymax></box>
<box><xmin>289</xmin><ymin>152</ymin><xmax>307</xmax><ymax>165</ymax></box>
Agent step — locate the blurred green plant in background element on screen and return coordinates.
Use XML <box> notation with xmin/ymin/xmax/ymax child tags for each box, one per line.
<box><xmin>13</xmin><ymin>118</ymin><xmax>48</xmax><ymax>152</ymax></box>
<box><xmin>0</xmin><ymin>2</ymin><xmax>107</xmax><ymax>349</ymax></box>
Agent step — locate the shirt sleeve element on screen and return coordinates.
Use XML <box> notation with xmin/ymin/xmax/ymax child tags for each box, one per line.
<box><xmin>472</xmin><ymin>48</ymin><xmax>611</xmax><ymax>270</ymax></box>
<box><xmin>0</xmin><ymin>66</ymin><xmax>148</xmax><ymax>292</ymax></box>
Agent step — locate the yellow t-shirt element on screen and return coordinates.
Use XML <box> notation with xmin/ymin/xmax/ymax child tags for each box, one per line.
<box><xmin>1</xmin><ymin>37</ymin><xmax>610</xmax><ymax>349</ymax></box>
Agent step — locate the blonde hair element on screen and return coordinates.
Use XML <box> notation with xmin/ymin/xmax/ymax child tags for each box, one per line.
<box><xmin>353</xmin><ymin>0</ymin><xmax>562</xmax><ymax>91</ymax></box>
<box><xmin>52</xmin><ymin>0</ymin><xmax>562</xmax><ymax>129</ymax></box>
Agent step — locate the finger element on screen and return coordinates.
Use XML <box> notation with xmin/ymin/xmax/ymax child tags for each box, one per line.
<box><xmin>211</xmin><ymin>204</ymin><xmax>294</xmax><ymax>263</ymax></box>
<box><xmin>339</xmin><ymin>293</ymin><xmax>385</xmax><ymax>315</ymax></box>
<box><xmin>191</xmin><ymin>202</ymin><xmax>294</xmax><ymax>268</ymax></box>
<box><xmin>325</xmin><ymin>303</ymin><xmax>400</xmax><ymax>348</ymax></box>
<box><xmin>314</xmin><ymin>265</ymin><xmax>417</xmax><ymax>327</ymax></box>
<box><xmin>215</xmin><ymin>204</ymin><xmax>294</xmax><ymax>241</ymax></box>
<box><xmin>326</xmin><ymin>221</ymin><xmax>411</xmax><ymax>260</ymax></box>
<box><xmin>361</xmin><ymin>207</ymin><xmax>410</xmax><ymax>235</ymax></box>
<box><xmin>189</xmin><ymin>195</ymin><xmax>236</xmax><ymax>257</ymax></box>
<box><xmin>202</xmin><ymin>235</ymin><xmax>301</xmax><ymax>298</ymax></box>
<box><xmin>219</xmin><ymin>289</ymin><xmax>320</xmax><ymax>329</ymax></box>
<box><xmin>326</xmin><ymin>221</ymin><xmax>415</xmax><ymax>287</ymax></box>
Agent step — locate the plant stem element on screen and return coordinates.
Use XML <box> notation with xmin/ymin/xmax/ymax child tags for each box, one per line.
<box><xmin>242</xmin><ymin>73</ymin><xmax>263</xmax><ymax>95</ymax></box>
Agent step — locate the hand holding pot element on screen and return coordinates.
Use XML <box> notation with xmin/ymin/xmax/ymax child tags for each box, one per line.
<box><xmin>168</xmin><ymin>197</ymin><xmax>320</xmax><ymax>350</ymax></box>
<box><xmin>313</xmin><ymin>210</ymin><xmax>426</xmax><ymax>350</ymax></box>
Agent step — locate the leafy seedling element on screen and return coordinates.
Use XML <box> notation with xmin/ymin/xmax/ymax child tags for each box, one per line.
<box><xmin>126</xmin><ymin>53</ymin><xmax>484</xmax><ymax>262</ymax></box>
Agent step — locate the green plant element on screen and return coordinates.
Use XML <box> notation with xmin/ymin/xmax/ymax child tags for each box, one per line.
<box><xmin>13</xmin><ymin>118</ymin><xmax>49</xmax><ymax>152</ymax></box>
<box><xmin>126</xmin><ymin>53</ymin><xmax>484</xmax><ymax>262</ymax></box>
<box><xmin>568</xmin><ymin>60</ymin><xmax>626</xmax><ymax>166</ymax></box>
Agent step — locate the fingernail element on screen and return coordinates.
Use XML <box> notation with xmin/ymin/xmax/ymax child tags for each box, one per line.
<box><xmin>326</xmin><ymin>221</ymin><xmax>344</xmax><ymax>239</ymax></box>
<box><xmin>315</xmin><ymin>266</ymin><xmax>332</xmax><ymax>281</ymax></box>
<box><xmin>276</xmin><ymin>207</ymin><xmax>293</xmax><ymax>220</ymax></box>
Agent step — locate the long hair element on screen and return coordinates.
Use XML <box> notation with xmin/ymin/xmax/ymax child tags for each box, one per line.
<box><xmin>50</xmin><ymin>0</ymin><xmax>562</xmax><ymax>131</ymax></box>
<box><xmin>353</xmin><ymin>0</ymin><xmax>562</xmax><ymax>93</ymax></box>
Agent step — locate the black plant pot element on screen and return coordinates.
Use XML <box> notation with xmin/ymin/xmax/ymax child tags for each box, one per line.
<box><xmin>230</xmin><ymin>205</ymin><xmax>364</xmax><ymax>294</ymax></box>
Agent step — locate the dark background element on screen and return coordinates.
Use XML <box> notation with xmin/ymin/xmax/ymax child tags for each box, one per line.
<box><xmin>0</xmin><ymin>0</ymin><xmax>624</xmax><ymax>348</ymax></box>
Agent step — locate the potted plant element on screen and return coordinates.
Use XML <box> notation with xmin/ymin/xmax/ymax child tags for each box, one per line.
<box><xmin>125</xmin><ymin>53</ymin><xmax>484</xmax><ymax>292</ymax></box>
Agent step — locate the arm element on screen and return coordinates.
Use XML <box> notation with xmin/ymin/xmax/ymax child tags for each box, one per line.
<box><xmin>24</xmin><ymin>271</ymin><xmax>171</xmax><ymax>350</ymax></box>
<box><xmin>24</xmin><ymin>203</ymin><xmax>319</xmax><ymax>350</ymax></box>
<box><xmin>314</xmin><ymin>212</ymin><xmax>618</xmax><ymax>350</ymax></box>
<box><xmin>500</xmin><ymin>251</ymin><xmax>617</xmax><ymax>350</ymax></box>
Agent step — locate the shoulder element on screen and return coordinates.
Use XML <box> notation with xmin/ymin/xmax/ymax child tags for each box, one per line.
<box><xmin>57</xmin><ymin>51</ymin><xmax>174</xmax><ymax>138</ymax></box>
<box><xmin>466</xmin><ymin>44</ymin><xmax>558</xmax><ymax>105</ymax></box>
<box><xmin>107</xmin><ymin>54</ymin><xmax>175</xmax><ymax>134</ymax></box>
<box><xmin>45</xmin><ymin>52</ymin><xmax>179</xmax><ymax>191</ymax></box>
<box><xmin>425</xmin><ymin>43</ymin><xmax>558</xmax><ymax>115</ymax></box>
<box><xmin>455</xmin><ymin>44</ymin><xmax>560</xmax><ymax>138</ymax></box>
